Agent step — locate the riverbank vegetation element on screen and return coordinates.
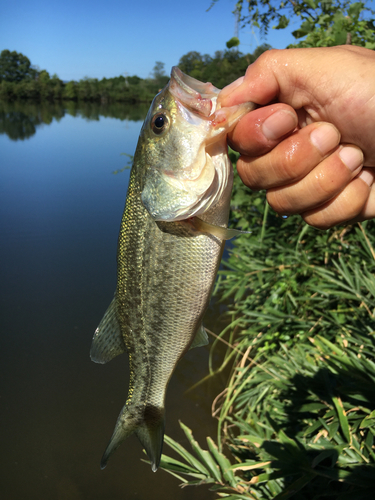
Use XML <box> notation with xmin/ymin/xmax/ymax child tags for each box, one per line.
<box><xmin>160</xmin><ymin>164</ymin><xmax>375</xmax><ymax>499</ymax></box>
<box><xmin>0</xmin><ymin>51</ymin><xmax>167</xmax><ymax>103</ymax></box>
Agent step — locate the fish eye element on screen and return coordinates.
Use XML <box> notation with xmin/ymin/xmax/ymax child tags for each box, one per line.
<box><xmin>151</xmin><ymin>112</ymin><xmax>169</xmax><ymax>135</ymax></box>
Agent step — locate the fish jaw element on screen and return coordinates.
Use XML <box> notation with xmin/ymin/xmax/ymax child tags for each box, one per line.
<box><xmin>140</xmin><ymin>67</ymin><xmax>255</xmax><ymax>222</ymax></box>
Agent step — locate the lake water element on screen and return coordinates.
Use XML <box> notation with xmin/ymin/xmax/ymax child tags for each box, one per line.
<box><xmin>0</xmin><ymin>101</ymin><xmax>228</xmax><ymax>499</ymax></box>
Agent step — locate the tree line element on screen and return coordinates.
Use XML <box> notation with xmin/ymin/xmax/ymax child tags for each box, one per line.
<box><xmin>0</xmin><ymin>50</ymin><xmax>169</xmax><ymax>103</ymax></box>
<box><xmin>0</xmin><ymin>46</ymin><xmax>270</xmax><ymax>103</ymax></box>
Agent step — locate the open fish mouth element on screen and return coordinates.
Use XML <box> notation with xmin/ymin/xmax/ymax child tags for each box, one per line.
<box><xmin>140</xmin><ymin>67</ymin><xmax>254</xmax><ymax>223</ymax></box>
<box><xmin>168</xmin><ymin>66</ymin><xmax>220</xmax><ymax>117</ymax></box>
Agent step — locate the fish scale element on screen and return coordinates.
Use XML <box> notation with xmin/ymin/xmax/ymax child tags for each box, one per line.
<box><xmin>109</xmin><ymin>152</ymin><xmax>226</xmax><ymax>471</ymax></box>
<box><xmin>90</xmin><ymin>66</ymin><xmax>254</xmax><ymax>472</ymax></box>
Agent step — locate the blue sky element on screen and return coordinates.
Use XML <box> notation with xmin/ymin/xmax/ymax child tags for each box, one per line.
<box><xmin>2</xmin><ymin>0</ymin><xmax>299</xmax><ymax>81</ymax></box>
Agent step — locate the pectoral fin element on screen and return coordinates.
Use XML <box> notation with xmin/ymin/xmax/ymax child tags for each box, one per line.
<box><xmin>193</xmin><ymin>217</ymin><xmax>251</xmax><ymax>240</ymax></box>
<box><xmin>90</xmin><ymin>297</ymin><xmax>126</xmax><ymax>364</ymax></box>
<box><xmin>189</xmin><ymin>323</ymin><xmax>209</xmax><ymax>350</ymax></box>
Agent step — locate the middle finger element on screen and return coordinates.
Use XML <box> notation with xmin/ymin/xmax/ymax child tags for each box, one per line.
<box><xmin>236</xmin><ymin>122</ymin><xmax>341</xmax><ymax>190</ymax></box>
<box><xmin>267</xmin><ymin>144</ymin><xmax>364</xmax><ymax>215</ymax></box>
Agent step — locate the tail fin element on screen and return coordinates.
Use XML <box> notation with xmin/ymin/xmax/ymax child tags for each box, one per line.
<box><xmin>100</xmin><ymin>408</ymin><xmax>138</xmax><ymax>469</ymax></box>
<box><xmin>136</xmin><ymin>405</ymin><xmax>165</xmax><ymax>472</ymax></box>
<box><xmin>100</xmin><ymin>404</ymin><xmax>165</xmax><ymax>472</ymax></box>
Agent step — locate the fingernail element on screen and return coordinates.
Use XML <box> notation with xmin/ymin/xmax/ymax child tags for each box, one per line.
<box><xmin>262</xmin><ymin>110</ymin><xmax>297</xmax><ymax>141</ymax></box>
<box><xmin>218</xmin><ymin>76</ymin><xmax>244</xmax><ymax>100</ymax></box>
<box><xmin>339</xmin><ymin>146</ymin><xmax>364</xmax><ymax>172</ymax></box>
<box><xmin>358</xmin><ymin>169</ymin><xmax>373</xmax><ymax>186</ymax></box>
<box><xmin>310</xmin><ymin>124</ymin><xmax>340</xmax><ymax>155</ymax></box>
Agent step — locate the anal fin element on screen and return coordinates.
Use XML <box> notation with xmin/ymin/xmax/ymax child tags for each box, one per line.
<box><xmin>90</xmin><ymin>297</ymin><xmax>126</xmax><ymax>364</ymax></box>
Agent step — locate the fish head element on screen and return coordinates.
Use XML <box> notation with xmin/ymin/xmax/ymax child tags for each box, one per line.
<box><xmin>139</xmin><ymin>67</ymin><xmax>254</xmax><ymax>222</ymax></box>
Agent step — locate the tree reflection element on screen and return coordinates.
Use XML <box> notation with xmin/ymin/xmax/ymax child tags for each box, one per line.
<box><xmin>0</xmin><ymin>101</ymin><xmax>148</xmax><ymax>140</ymax></box>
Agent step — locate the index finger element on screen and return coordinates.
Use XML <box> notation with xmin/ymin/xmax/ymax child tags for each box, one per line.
<box><xmin>228</xmin><ymin>104</ymin><xmax>298</xmax><ymax>157</ymax></box>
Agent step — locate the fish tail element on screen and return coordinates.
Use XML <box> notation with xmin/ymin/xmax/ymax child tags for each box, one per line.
<box><xmin>100</xmin><ymin>408</ymin><xmax>138</xmax><ymax>469</ymax></box>
<box><xmin>135</xmin><ymin>405</ymin><xmax>165</xmax><ymax>472</ymax></box>
<box><xmin>100</xmin><ymin>404</ymin><xmax>165</xmax><ymax>472</ymax></box>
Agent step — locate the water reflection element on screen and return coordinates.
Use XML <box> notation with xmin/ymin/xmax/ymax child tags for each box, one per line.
<box><xmin>0</xmin><ymin>100</ymin><xmax>150</xmax><ymax>141</ymax></box>
<box><xmin>0</xmin><ymin>101</ymin><xmax>224</xmax><ymax>500</ymax></box>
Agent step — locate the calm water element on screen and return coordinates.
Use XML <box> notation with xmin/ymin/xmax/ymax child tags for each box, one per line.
<box><xmin>0</xmin><ymin>102</ymin><xmax>228</xmax><ymax>499</ymax></box>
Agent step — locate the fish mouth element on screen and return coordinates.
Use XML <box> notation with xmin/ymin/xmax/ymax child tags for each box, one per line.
<box><xmin>169</xmin><ymin>67</ymin><xmax>220</xmax><ymax>118</ymax></box>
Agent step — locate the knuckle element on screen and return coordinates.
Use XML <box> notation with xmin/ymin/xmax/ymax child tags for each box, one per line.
<box><xmin>346</xmin><ymin>178</ymin><xmax>371</xmax><ymax>215</ymax></box>
<box><xmin>276</xmin><ymin>137</ymin><xmax>304</xmax><ymax>179</ymax></box>
<box><xmin>247</xmin><ymin>49</ymin><xmax>279</xmax><ymax>75</ymax></box>
<box><xmin>266</xmin><ymin>189</ymin><xmax>295</xmax><ymax>215</ymax></box>
<box><xmin>312</xmin><ymin>164</ymin><xmax>347</xmax><ymax>198</ymax></box>
<box><xmin>236</xmin><ymin>158</ymin><xmax>260</xmax><ymax>189</ymax></box>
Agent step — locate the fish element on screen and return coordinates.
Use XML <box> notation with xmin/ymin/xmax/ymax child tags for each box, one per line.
<box><xmin>90</xmin><ymin>67</ymin><xmax>254</xmax><ymax>472</ymax></box>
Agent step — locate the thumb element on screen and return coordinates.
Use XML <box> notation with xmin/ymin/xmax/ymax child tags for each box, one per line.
<box><xmin>218</xmin><ymin>47</ymin><xmax>332</xmax><ymax>109</ymax></box>
<box><xmin>219</xmin><ymin>52</ymin><xmax>280</xmax><ymax>106</ymax></box>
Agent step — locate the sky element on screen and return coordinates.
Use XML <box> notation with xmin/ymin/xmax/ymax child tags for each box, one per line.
<box><xmin>1</xmin><ymin>0</ymin><xmax>299</xmax><ymax>82</ymax></box>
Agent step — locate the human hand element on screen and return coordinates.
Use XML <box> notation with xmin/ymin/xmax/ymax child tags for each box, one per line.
<box><xmin>219</xmin><ymin>46</ymin><xmax>375</xmax><ymax>229</ymax></box>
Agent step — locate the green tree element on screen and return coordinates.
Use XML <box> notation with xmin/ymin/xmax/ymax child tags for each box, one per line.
<box><xmin>63</xmin><ymin>81</ymin><xmax>77</xmax><ymax>100</ymax></box>
<box><xmin>178</xmin><ymin>51</ymin><xmax>205</xmax><ymax>75</ymax></box>
<box><xmin>0</xmin><ymin>49</ymin><xmax>37</xmax><ymax>82</ymax></box>
<box><xmin>38</xmin><ymin>70</ymin><xmax>50</xmax><ymax>83</ymax></box>
<box><xmin>210</xmin><ymin>0</ymin><xmax>375</xmax><ymax>48</ymax></box>
<box><xmin>151</xmin><ymin>61</ymin><xmax>169</xmax><ymax>89</ymax></box>
<box><xmin>290</xmin><ymin>1</ymin><xmax>375</xmax><ymax>48</ymax></box>
<box><xmin>177</xmin><ymin>45</ymin><xmax>270</xmax><ymax>88</ymax></box>
<box><xmin>0</xmin><ymin>81</ymin><xmax>15</xmax><ymax>100</ymax></box>
<box><xmin>152</xmin><ymin>61</ymin><xmax>166</xmax><ymax>80</ymax></box>
<box><xmin>127</xmin><ymin>75</ymin><xmax>142</xmax><ymax>85</ymax></box>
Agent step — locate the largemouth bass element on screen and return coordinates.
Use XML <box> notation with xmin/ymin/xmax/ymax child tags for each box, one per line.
<box><xmin>90</xmin><ymin>67</ymin><xmax>254</xmax><ymax>472</ymax></box>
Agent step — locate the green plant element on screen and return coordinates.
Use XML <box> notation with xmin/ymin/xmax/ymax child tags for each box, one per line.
<box><xmin>160</xmin><ymin>165</ymin><xmax>375</xmax><ymax>498</ymax></box>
